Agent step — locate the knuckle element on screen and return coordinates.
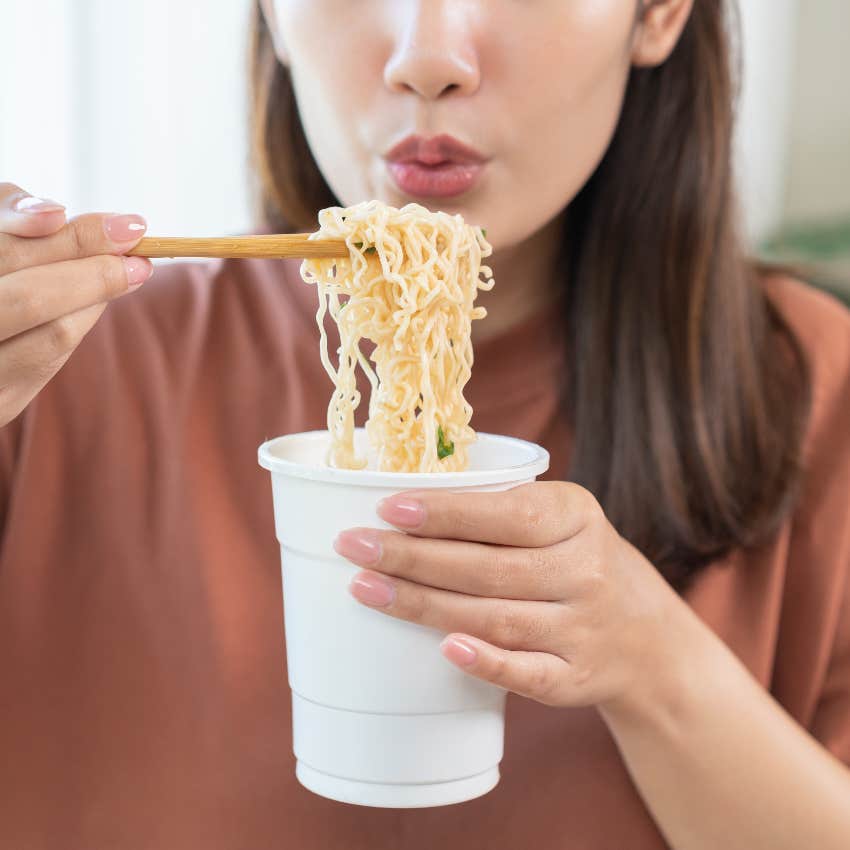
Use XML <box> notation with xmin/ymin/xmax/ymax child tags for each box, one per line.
<box><xmin>527</xmin><ymin>546</ymin><xmax>558</xmax><ymax>591</ymax></box>
<box><xmin>551</xmin><ymin>601</ymin><xmax>574</xmax><ymax>635</ymax></box>
<box><xmin>576</xmin><ymin>486</ymin><xmax>604</xmax><ymax>525</ymax></box>
<box><xmin>547</xmin><ymin>482</ymin><xmax>573</xmax><ymax>519</ymax></box>
<box><xmin>511</xmin><ymin>491</ymin><xmax>546</xmax><ymax>540</ymax></box>
<box><xmin>487</xmin><ymin>602</ymin><xmax>548</xmax><ymax>648</ymax></box>
<box><xmin>401</xmin><ymin>585</ymin><xmax>430</xmax><ymax>623</ymax></box>
<box><xmin>486</xmin><ymin>548</ymin><xmax>515</xmax><ymax>594</ymax></box>
<box><xmin>528</xmin><ymin>658</ymin><xmax>559</xmax><ymax>704</ymax></box>
<box><xmin>46</xmin><ymin>315</ymin><xmax>82</xmax><ymax>355</ymax></box>
<box><xmin>91</xmin><ymin>254</ymin><xmax>124</xmax><ymax>297</ymax></box>
<box><xmin>0</xmin><ymin>235</ymin><xmax>26</xmax><ymax>276</ymax></box>
<box><xmin>523</xmin><ymin>502</ymin><xmax>545</xmax><ymax>533</ymax></box>
<box><xmin>440</xmin><ymin>502</ymin><xmax>477</xmax><ymax>539</ymax></box>
<box><xmin>485</xmin><ymin>603</ymin><xmax>515</xmax><ymax>644</ymax></box>
<box><xmin>568</xmin><ymin>660</ymin><xmax>594</xmax><ymax>692</ymax></box>
<box><xmin>527</xmin><ymin>611</ymin><xmax>555</xmax><ymax>644</ymax></box>
<box><xmin>399</xmin><ymin>538</ymin><xmax>427</xmax><ymax>583</ymax></box>
<box><xmin>584</xmin><ymin>553</ymin><xmax>608</xmax><ymax>590</ymax></box>
<box><xmin>66</xmin><ymin>218</ymin><xmax>90</xmax><ymax>258</ymax></box>
<box><xmin>488</xmin><ymin>650</ymin><xmax>510</xmax><ymax>686</ymax></box>
<box><xmin>568</xmin><ymin>542</ymin><xmax>607</xmax><ymax>600</ymax></box>
<box><xmin>450</xmin><ymin>502</ymin><xmax>478</xmax><ymax>535</ymax></box>
<box><xmin>492</xmin><ymin>544</ymin><xmax>558</xmax><ymax>597</ymax></box>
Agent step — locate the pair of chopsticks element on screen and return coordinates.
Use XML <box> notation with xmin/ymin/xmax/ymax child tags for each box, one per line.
<box><xmin>127</xmin><ymin>234</ymin><xmax>349</xmax><ymax>260</ymax></box>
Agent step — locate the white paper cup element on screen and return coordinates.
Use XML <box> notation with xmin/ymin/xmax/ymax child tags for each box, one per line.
<box><xmin>258</xmin><ymin>429</ymin><xmax>549</xmax><ymax>808</ymax></box>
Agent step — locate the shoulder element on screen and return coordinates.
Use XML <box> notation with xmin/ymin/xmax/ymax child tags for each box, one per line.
<box><xmin>761</xmin><ymin>275</ymin><xmax>850</xmax><ymax>457</ymax></box>
<box><xmin>761</xmin><ymin>274</ymin><xmax>850</xmax><ymax>394</ymax></box>
<box><xmin>760</xmin><ymin>277</ymin><xmax>850</xmax><ymax>600</ymax></box>
<box><xmin>757</xmin><ymin>275</ymin><xmax>850</xmax><ymax>605</ymax></box>
<box><xmin>763</xmin><ymin>279</ymin><xmax>850</xmax><ymax>745</ymax></box>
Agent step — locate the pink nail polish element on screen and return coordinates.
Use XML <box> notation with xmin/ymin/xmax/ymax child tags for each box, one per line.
<box><xmin>377</xmin><ymin>496</ymin><xmax>425</xmax><ymax>529</ymax></box>
<box><xmin>350</xmin><ymin>572</ymin><xmax>395</xmax><ymax>607</ymax></box>
<box><xmin>441</xmin><ymin>637</ymin><xmax>478</xmax><ymax>666</ymax></box>
<box><xmin>122</xmin><ymin>256</ymin><xmax>152</xmax><ymax>287</ymax></box>
<box><xmin>13</xmin><ymin>196</ymin><xmax>65</xmax><ymax>215</ymax></box>
<box><xmin>333</xmin><ymin>529</ymin><xmax>381</xmax><ymax>565</ymax></box>
<box><xmin>104</xmin><ymin>213</ymin><xmax>147</xmax><ymax>243</ymax></box>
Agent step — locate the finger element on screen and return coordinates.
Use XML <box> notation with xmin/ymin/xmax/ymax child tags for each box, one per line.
<box><xmin>0</xmin><ymin>253</ymin><xmax>151</xmax><ymax>342</ymax></box>
<box><xmin>334</xmin><ymin>527</ymin><xmax>565</xmax><ymax>601</ymax></box>
<box><xmin>0</xmin><ymin>302</ymin><xmax>106</xmax><ymax>427</ymax></box>
<box><xmin>0</xmin><ymin>302</ymin><xmax>107</xmax><ymax>388</ymax></box>
<box><xmin>439</xmin><ymin>634</ymin><xmax>572</xmax><ymax>707</ymax></box>
<box><xmin>0</xmin><ymin>211</ymin><xmax>147</xmax><ymax>277</ymax></box>
<box><xmin>376</xmin><ymin>481</ymin><xmax>603</xmax><ymax>547</ymax></box>
<box><xmin>347</xmin><ymin>568</ymin><xmax>564</xmax><ymax>652</ymax></box>
<box><xmin>0</xmin><ymin>183</ymin><xmax>67</xmax><ymax>237</ymax></box>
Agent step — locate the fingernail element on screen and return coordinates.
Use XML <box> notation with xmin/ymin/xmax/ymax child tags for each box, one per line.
<box><xmin>441</xmin><ymin>636</ymin><xmax>478</xmax><ymax>666</ymax></box>
<box><xmin>377</xmin><ymin>496</ymin><xmax>425</xmax><ymax>529</ymax></box>
<box><xmin>13</xmin><ymin>196</ymin><xmax>65</xmax><ymax>215</ymax></box>
<box><xmin>104</xmin><ymin>213</ymin><xmax>147</xmax><ymax>243</ymax></box>
<box><xmin>333</xmin><ymin>529</ymin><xmax>381</xmax><ymax>565</ymax></box>
<box><xmin>122</xmin><ymin>256</ymin><xmax>153</xmax><ymax>287</ymax></box>
<box><xmin>349</xmin><ymin>571</ymin><xmax>395</xmax><ymax>607</ymax></box>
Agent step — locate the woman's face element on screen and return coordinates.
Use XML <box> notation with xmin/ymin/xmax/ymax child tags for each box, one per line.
<box><xmin>265</xmin><ymin>1</ymin><xmax>645</xmax><ymax>249</ymax></box>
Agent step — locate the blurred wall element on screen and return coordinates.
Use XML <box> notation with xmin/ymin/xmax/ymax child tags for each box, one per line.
<box><xmin>0</xmin><ymin>0</ymin><xmax>253</xmax><ymax>236</ymax></box>
<box><xmin>735</xmin><ymin>0</ymin><xmax>799</xmax><ymax>243</ymax></box>
<box><xmin>784</xmin><ymin>0</ymin><xmax>850</xmax><ymax>223</ymax></box>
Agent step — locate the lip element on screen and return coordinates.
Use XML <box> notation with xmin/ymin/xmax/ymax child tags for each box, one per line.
<box><xmin>385</xmin><ymin>134</ymin><xmax>487</xmax><ymax>199</ymax></box>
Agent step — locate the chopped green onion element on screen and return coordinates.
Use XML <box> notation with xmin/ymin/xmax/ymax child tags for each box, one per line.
<box><xmin>437</xmin><ymin>425</ymin><xmax>455</xmax><ymax>460</ymax></box>
<box><xmin>481</xmin><ymin>228</ymin><xmax>487</xmax><ymax>238</ymax></box>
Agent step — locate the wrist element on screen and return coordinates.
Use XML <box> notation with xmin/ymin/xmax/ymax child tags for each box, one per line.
<box><xmin>598</xmin><ymin>591</ymin><xmax>722</xmax><ymax>735</ymax></box>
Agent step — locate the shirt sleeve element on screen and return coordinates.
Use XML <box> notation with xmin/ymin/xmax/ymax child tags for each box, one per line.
<box><xmin>810</xmin><ymin>558</ymin><xmax>850</xmax><ymax>765</ymax></box>
<box><xmin>802</xmin><ymin>290</ymin><xmax>850</xmax><ymax>766</ymax></box>
<box><xmin>765</xmin><ymin>279</ymin><xmax>850</xmax><ymax>766</ymax></box>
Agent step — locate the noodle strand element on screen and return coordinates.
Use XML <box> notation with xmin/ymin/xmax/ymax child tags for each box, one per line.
<box><xmin>301</xmin><ymin>201</ymin><xmax>494</xmax><ymax>472</ymax></box>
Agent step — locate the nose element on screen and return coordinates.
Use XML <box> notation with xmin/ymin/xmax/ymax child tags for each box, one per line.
<box><xmin>384</xmin><ymin>1</ymin><xmax>481</xmax><ymax>100</ymax></box>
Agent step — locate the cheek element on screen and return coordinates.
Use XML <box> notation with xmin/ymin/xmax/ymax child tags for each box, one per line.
<box><xmin>482</xmin><ymin>1</ymin><xmax>636</xmax><ymax>247</ymax></box>
<box><xmin>290</xmin><ymin>65</ymin><xmax>372</xmax><ymax>205</ymax></box>
<box><xmin>272</xmin><ymin>1</ymin><xmax>383</xmax><ymax>206</ymax></box>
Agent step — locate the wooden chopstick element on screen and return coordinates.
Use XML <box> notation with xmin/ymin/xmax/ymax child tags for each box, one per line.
<box><xmin>127</xmin><ymin>234</ymin><xmax>349</xmax><ymax>260</ymax></box>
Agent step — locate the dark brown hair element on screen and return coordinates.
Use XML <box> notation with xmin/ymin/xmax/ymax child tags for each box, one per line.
<box><xmin>249</xmin><ymin>0</ymin><xmax>810</xmax><ymax>588</ymax></box>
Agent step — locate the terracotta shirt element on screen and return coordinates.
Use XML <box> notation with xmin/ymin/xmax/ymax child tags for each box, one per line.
<box><xmin>0</xmin><ymin>257</ymin><xmax>848</xmax><ymax>850</ymax></box>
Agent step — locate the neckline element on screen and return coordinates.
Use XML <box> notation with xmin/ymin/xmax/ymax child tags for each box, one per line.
<box><xmin>470</xmin><ymin>300</ymin><xmax>566</xmax><ymax>398</ymax></box>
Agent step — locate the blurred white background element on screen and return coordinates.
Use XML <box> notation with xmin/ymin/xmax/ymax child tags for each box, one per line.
<box><xmin>0</xmin><ymin>0</ymin><xmax>253</xmax><ymax>236</ymax></box>
<box><xmin>1</xmin><ymin>0</ymin><xmax>848</xmax><ymax>269</ymax></box>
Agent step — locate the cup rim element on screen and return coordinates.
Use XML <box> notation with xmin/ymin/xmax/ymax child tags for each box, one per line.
<box><xmin>258</xmin><ymin>429</ymin><xmax>550</xmax><ymax>488</ymax></box>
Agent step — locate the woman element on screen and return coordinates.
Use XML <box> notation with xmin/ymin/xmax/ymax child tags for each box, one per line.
<box><xmin>1</xmin><ymin>0</ymin><xmax>848</xmax><ymax>847</ymax></box>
